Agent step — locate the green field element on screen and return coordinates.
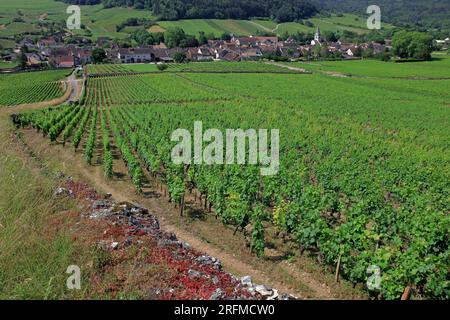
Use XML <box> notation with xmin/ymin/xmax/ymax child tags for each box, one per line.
<box><xmin>0</xmin><ymin>70</ymin><xmax>67</xmax><ymax>106</ymax></box>
<box><xmin>0</xmin><ymin>38</ymin><xmax>16</xmax><ymax>49</ymax></box>
<box><xmin>0</xmin><ymin>61</ymin><xmax>18</xmax><ymax>69</ymax></box>
<box><xmin>15</xmin><ymin>57</ymin><xmax>450</xmax><ymax>299</ymax></box>
<box><xmin>0</xmin><ymin>0</ymin><xmax>155</xmax><ymax>39</ymax></box>
<box><xmin>157</xmin><ymin>19</ymin><xmax>271</xmax><ymax>37</ymax></box>
<box><xmin>289</xmin><ymin>55</ymin><xmax>450</xmax><ymax>78</ymax></box>
<box><xmin>0</xmin><ymin>1</ymin><xmax>388</xmax><ymax>40</ymax></box>
<box><xmin>155</xmin><ymin>14</ymin><xmax>392</xmax><ymax>37</ymax></box>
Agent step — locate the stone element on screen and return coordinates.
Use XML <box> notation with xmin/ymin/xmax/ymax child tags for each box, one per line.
<box><xmin>209</xmin><ymin>288</ymin><xmax>224</xmax><ymax>300</ymax></box>
<box><xmin>92</xmin><ymin>200</ymin><xmax>113</xmax><ymax>210</ymax></box>
<box><xmin>112</xmin><ymin>202</ymin><xmax>147</xmax><ymax>217</ymax></box>
<box><xmin>123</xmin><ymin>237</ymin><xmax>133</xmax><ymax>247</ymax></box>
<box><xmin>255</xmin><ymin>285</ymin><xmax>273</xmax><ymax>297</ymax></box>
<box><xmin>181</xmin><ymin>242</ymin><xmax>191</xmax><ymax>249</ymax></box>
<box><xmin>241</xmin><ymin>275</ymin><xmax>253</xmax><ymax>287</ymax></box>
<box><xmin>54</xmin><ymin>187</ymin><xmax>70</xmax><ymax>197</ymax></box>
<box><xmin>278</xmin><ymin>293</ymin><xmax>297</xmax><ymax>300</ymax></box>
<box><xmin>188</xmin><ymin>269</ymin><xmax>202</xmax><ymax>279</ymax></box>
<box><xmin>213</xmin><ymin>260</ymin><xmax>222</xmax><ymax>270</ymax></box>
<box><xmin>267</xmin><ymin>289</ymin><xmax>279</xmax><ymax>300</ymax></box>
<box><xmin>96</xmin><ymin>240</ymin><xmax>109</xmax><ymax>250</ymax></box>
<box><xmin>157</xmin><ymin>239</ymin><xmax>177</xmax><ymax>248</ymax></box>
<box><xmin>54</xmin><ymin>171</ymin><xmax>66</xmax><ymax>179</ymax></box>
<box><xmin>89</xmin><ymin>209</ymin><xmax>113</xmax><ymax>219</ymax></box>
<box><xmin>111</xmin><ymin>242</ymin><xmax>119</xmax><ymax>250</ymax></box>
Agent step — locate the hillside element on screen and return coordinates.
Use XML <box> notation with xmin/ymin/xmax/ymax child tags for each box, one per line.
<box><xmin>311</xmin><ymin>0</ymin><xmax>450</xmax><ymax>31</ymax></box>
<box><xmin>0</xmin><ymin>0</ymin><xmax>384</xmax><ymax>41</ymax></box>
<box><xmin>60</xmin><ymin>0</ymin><xmax>318</xmax><ymax>22</ymax></box>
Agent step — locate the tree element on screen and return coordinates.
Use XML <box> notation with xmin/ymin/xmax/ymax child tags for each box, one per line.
<box><xmin>92</xmin><ymin>48</ymin><xmax>106</xmax><ymax>64</ymax></box>
<box><xmin>323</xmin><ymin>31</ymin><xmax>338</xmax><ymax>42</ymax></box>
<box><xmin>174</xmin><ymin>52</ymin><xmax>187</xmax><ymax>63</ymax></box>
<box><xmin>392</xmin><ymin>31</ymin><xmax>433</xmax><ymax>60</ymax></box>
<box><xmin>320</xmin><ymin>45</ymin><xmax>331</xmax><ymax>59</ymax></box>
<box><xmin>221</xmin><ymin>33</ymin><xmax>231</xmax><ymax>41</ymax></box>
<box><xmin>281</xmin><ymin>31</ymin><xmax>290</xmax><ymax>41</ymax></box>
<box><xmin>179</xmin><ymin>36</ymin><xmax>199</xmax><ymax>48</ymax></box>
<box><xmin>198</xmin><ymin>31</ymin><xmax>208</xmax><ymax>45</ymax></box>
<box><xmin>157</xmin><ymin>64</ymin><xmax>168</xmax><ymax>71</ymax></box>
<box><xmin>313</xmin><ymin>44</ymin><xmax>321</xmax><ymax>59</ymax></box>
<box><xmin>164</xmin><ymin>27</ymin><xmax>186</xmax><ymax>48</ymax></box>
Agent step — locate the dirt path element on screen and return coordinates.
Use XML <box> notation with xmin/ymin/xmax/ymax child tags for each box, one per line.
<box><xmin>67</xmin><ymin>72</ymin><xmax>82</xmax><ymax>102</ymax></box>
<box><xmin>249</xmin><ymin>21</ymin><xmax>274</xmax><ymax>34</ymax></box>
<box><xmin>265</xmin><ymin>61</ymin><xmax>307</xmax><ymax>72</ymax></box>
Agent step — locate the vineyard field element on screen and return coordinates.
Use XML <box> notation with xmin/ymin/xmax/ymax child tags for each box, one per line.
<box><xmin>86</xmin><ymin>62</ymin><xmax>302</xmax><ymax>75</ymax></box>
<box><xmin>15</xmin><ymin>66</ymin><xmax>450</xmax><ymax>300</ymax></box>
<box><xmin>0</xmin><ymin>70</ymin><xmax>67</xmax><ymax>106</ymax></box>
<box><xmin>287</xmin><ymin>55</ymin><xmax>450</xmax><ymax>78</ymax></box>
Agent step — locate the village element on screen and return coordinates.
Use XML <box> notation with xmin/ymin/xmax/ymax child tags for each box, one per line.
<box><xmin>0</xmin><ymin>26</ymin><xmax>428</xmax><ymax>70</ymax></box>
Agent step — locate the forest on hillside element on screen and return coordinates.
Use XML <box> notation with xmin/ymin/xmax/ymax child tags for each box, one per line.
<box><xmin>57</xmin><ymin>0</ymin><xmax>318</xmax><ymax>22</ymax></box>
<box><xmin>311</xmin><ymin>0</ymin><xmax>450</xmax><ymax>31</ymax></box>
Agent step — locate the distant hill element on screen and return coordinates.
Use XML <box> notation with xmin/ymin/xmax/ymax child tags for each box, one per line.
<box><xmin>310</xmin><ymin>0</ymin><xmax>450</xmax><ymax>31</ymax></box>
<box><xmin>58</xmin><ymin>0</ymin><xmax>318</xmax><ymax>22</ymax></box>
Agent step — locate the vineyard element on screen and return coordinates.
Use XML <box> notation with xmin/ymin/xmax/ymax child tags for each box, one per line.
<box><xmin>86</xmin><ymin>62</ymin><xmax>303</xmax><ymax>76</ymax></box>
<box><xmin>14</xmin><ymin>68</ymin><xmax>450</xmax><ymax>300</ymax></box>
<box><xmin>0</xmin><ymin>70</ymin><xmax>67</xmax><ymax>106</ymax></box>
<box><xmin>288</xmin><ymin>55</ymin><xmax>450</xmax><ymax>79</ymax></box>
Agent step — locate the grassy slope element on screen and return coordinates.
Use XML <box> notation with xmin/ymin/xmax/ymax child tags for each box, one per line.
<box><xmin>0</xmin><ymin>106</ymin><xmax>89</xmax><ymax>299</ymax></box>
<box><xmin>0</xmin><ymin>0</ymin><xmax>154</xmax><ymax>39</ymax></box>
<box><xmin>289</xmin><ymin>55</ymin><xmax>450</xmax><ymax>78</ymax></box>
<box><xmin>0</xmin><ymin>61</ymin><xmax>17</xmax><ymax>69</ymax></box>
<box><xmin>1</xmin><ymin>1</ymin><xmax>390</xmax><ymax>39</ymax></box>
<box><xmin>156</xmin><ymin>14</ymin><xmax>393</xmax><ymax>37</ymax></box>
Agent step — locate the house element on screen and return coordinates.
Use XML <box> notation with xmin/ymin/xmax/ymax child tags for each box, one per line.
<box><xmin>345</xmin><ymin>46</ymin><xmax>360</xmax><ymax>57</ymax></box>
<box><xmin>50</xmin><ymin>55</ymin><xmax>75</xmax><ymax>68</ymax></box>
<box><xmin>49</xmin><ymin>48</ymin><xmax>72</xmax><ymax>57</ymax></box>
<box><xmin>118</xmin><ymin>48</ymin><xmax>154</xmax><ymax>63</ymax></box>
<box><xmin>371</xmin><ymin>42</ymin><xmax>387</xmax><ymax>54</ymax></box>
<box><xmin>18</xmin><ymin>38</ymin><xmax>36</xmax><ymax>50</ymax></box>
<box><xmin>72</xmin><ymin>48</ymin><xmax>93</xmax><ymax>65</ymax></box>
<box><xmin>240</xmin><ymin>48</ymin><xmax>263</xmax><ymax>60</ymax></box>
<box><xmin>105</xmin><ymin>48</ymin><xmax>120</xmax><ymax>63</ymax></box>
<box><xmin>1</xmin><ymin>54</ymin><xmax>17</xmax><ymax>62</ymax></box>
<box><xmin>25</xmin><ymin>53</ymin><xmax>43</xmax><ymax>66</ymax></box>
<box><xmin>231</xmin><ymin>36</ymin><xmax>278</xmax><ymax>47</ymax></box>
<box><xmin>218</xmin><ymin>50</ymin><xmax>240</xmax><ymax>61</ymax></box>
<box><xmin>149</xmin><ymin>47</ymin><xmax>182</xmax><ymax>62</ymax></box>
<box><xmin>278</xmin><ymin>45</ymin><xmax>301</xmax><ymax>58</ymax></box>
<box><xmin>38</xmin><ymin>38</ymin><xmax>59</xmax><ymax>50</ymax></box>
<box><xmin>256</xmin><ymin>37</ymin><xmax>278</xmax><ymax>46</ymax></box>
<box><xmin>259</xmin><ymin>45</ymin><xmax>277</xmax><ymax>56</ymax></box>
<box><xmin>152</xmin><ymin>43</ymin><xmax>168</xmax><ymax>50</ymax></box>
<box><xmin>187</xmin><ymin>47</ymin><xmax>214</xmax><ymax>61</ymax></box>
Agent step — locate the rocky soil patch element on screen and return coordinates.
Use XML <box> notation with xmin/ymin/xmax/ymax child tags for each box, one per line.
<box><xmin>55</xmin><ymin>174</ymin><xmax>297</xmax><ymax>300</ymax></box>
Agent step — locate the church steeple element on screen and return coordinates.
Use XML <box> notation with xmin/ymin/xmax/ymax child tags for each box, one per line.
<box><xmin>314</xmin><ymin>26</ymin><xmax>321</xmax><ymax>42</ymax></box>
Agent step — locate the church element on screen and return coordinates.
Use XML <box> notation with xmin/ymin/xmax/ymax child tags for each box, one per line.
<box><xmin>311</xmin><ymin>27</ymin><xmax>322</xmax><ymax>46</ymax></box>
